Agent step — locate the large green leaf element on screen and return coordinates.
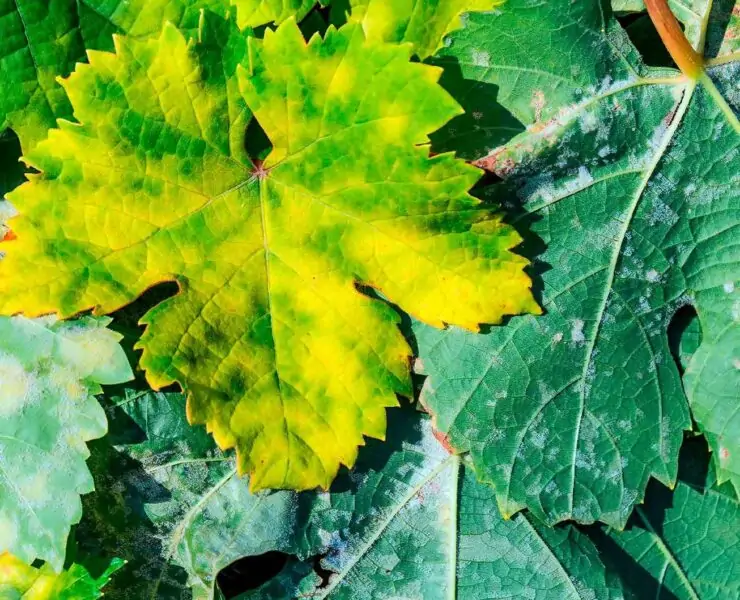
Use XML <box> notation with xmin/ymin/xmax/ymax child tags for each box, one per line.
<box><xmin>0</xmin><ymin>13</ymin><xmax>538</xmax><ymax>491</ymax></box>
<box><xmin>684</xmin><ymin>320</ymin><xmax>740</xmax><ymax>493</ymax></box>
<box><xmin>248</xmin><ymin>406</ymin><xmax>627</xmax><ymax>599</ymax></box>
<box><xmin>0</xmin><ymin>316</ymin><xmax>132</xmax><ymax>570</ymax></box>
<box><xmin>0</xmin><ymin>552</ymin><xmax>123</xmax><ymax>599</ymax></box>
<box><xmin>77</xmin><ymin>389</ymin><xmax>304</xmax><ymax>599</ymax></box>
<box><xmin>414</xmin><ymin>0</ymin><xmax>740</xmax><ymax>527</ymax></box>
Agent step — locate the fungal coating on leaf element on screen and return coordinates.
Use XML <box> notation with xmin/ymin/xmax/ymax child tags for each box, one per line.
<box><xmin>0</xmin><ymin>14</ymin><xmax>538</xmax><ymax>491</ymax></box>
<box><xmin>0</xmin><ymin>316</ymin><xmax>132</xmax><ymax>570</ymax></box>
<box><xmin>0</xmin><ymin>552</ymin><xmax>123</xmax><ymax>598</ymax></box>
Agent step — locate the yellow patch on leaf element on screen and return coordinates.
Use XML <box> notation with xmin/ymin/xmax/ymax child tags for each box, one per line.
<box><xmin>0</xmin><ymin>15</ymin><xmax>537</xmax><ymax>491</ymax></box>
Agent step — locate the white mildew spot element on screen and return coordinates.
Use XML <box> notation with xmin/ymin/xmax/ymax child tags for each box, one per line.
<box><xmin>0</xmin><ymin>514</ymin><xmax>19</xmax><ymax>550</ymax></box>
<box><xmin>579</xmin><ymin>110</ymin><xmax>599</xmax><ymax>133</ymax></box>
<box><xmin>471</xmin><ymin>49</ymin><xmax>490</xmax><ymax>67</ymax></box>
<box><xmin>724</xmin><ymin>282</ymin><xmax>735</xmax><ymax>294</ymax></box>
<box><xmin>570</xmin><ymin>319</ymin><xmax>585</xmax><ymax>344</ymax></box>
<box><xmin>732</xmin><ymin>300</ymin><xmax>740</xmax><ymax>321</ymax></box>
<box><xmin>0</xmin><ymin>353</ymin><xmax>31</xmax><ymax>417</ymax></box>
<box><xmin>19</xmin><ymin>470</ymin><xmax>52</xmax><ymax>503</ymax></box>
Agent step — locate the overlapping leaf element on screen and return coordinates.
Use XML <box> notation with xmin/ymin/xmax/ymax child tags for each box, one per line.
<box><xmin>0</xmin><ymin>316</ymin><xmax>132</xmax><ymax>570</ymax></box>
<box><xmin>590</xmin><ymin>439</ymin><xmax>740</xmax><ymax>599</ymax></box>
<box><xmin>232</xmin><ymin>0</ymin><xmax>319</xmax><ymax>28</ymax></box>
<box><xmin>611</xmin><ymin>0</ymin><xmax>739</xmax><ymax>58</ymax></box>
<box><xmin>414</xmin><ymin>0</ymin><xmax>740</xmax><ymax>526</ymax></box>
<box><xmin>0</xmin><ymin>552</ymin><xmax>123</xmax><ymax>599</ymax></box>
<box><xmin>602</xmin><ymin>481</ymin><xmax>740</xmax><ymax>599</ymax></box>
<box><xmin>331</xmin><ymin>0</ymin><xmax>503</xmax><ymax>58</ymax></box>
<box><xmin>0</xmin><ymin>13</ymin><xmax>537</xmax><ymax>491</ymax></box>
<box><xmin>85</xmin><ymin>0</ymin><xmax>322</xmax><ymax>35</ymax></box>
<box><xmin>77</xmin><ymin>390</ymin><xmax>305</xmax><ymax>599</ymax></box>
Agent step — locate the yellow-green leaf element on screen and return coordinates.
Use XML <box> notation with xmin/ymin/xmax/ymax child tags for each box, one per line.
<box><xmin>339</xmin><ymin>0</ymin><xmax>503</xmax><ymax>58</ymax></box>
<box><xmin>0</xmin><ymin>14</ymin><xmax>537</xmax><ymax>492</ymax></box>
<box><xmin>233</xmin><ymin>0</ymin><xmax>317</xmax><ymax>28</ymax></box>
<box><xmin>0</xmin><ymin>0</ymin><xmax>318</xmax><ymax>154</ymax></box>
<box><xmin>0</xmin><ymin>553</ymin><xmax>123</xmax><ymax>599</ymax></box>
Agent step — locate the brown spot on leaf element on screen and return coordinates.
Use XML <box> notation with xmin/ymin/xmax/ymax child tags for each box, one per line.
<box><xmin>473</xmin><ymin>147</ymin><xmax>517</xmax><ymax>177</ymax></box>
<box><xmin>433</xmin><ymin>428</ymin><xmax>455</xmax><ymax>454</ymax></box>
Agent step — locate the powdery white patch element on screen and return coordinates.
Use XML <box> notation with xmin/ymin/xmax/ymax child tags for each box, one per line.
<box><xmin>0</xmin><ymin>352</ymin><xmax>32</xmax><ymax>417</ymax></box>
<box><xmin>570</xmin><ymin>319</ymin><xmax>586</xmax><ymax>344</ymax></box>
<box><xmin>546</xmin><ymin>446</ymin><xmax>560</xmax><ymax>461</ymax></box>
<box><xmin>489</xmin><ymin>428</ymin><xmax>504</xmax><ymax>442</ymax></box>
<box><xmin>18</xmin><ymin>470</ymin><xmax>53</xmax><ymax>504</ymax></box>
<box><xmin>471</xmin><ymin>49</ymin><xmax>490</xmax><ymax>67</ymax></box>
<box><xmin>724</xmin><ymin>282</ymin><xmax>735</xmax><ymax>294</ymax></box>
<box><xmin>647</xmin><ymin>199</ymin><xmax>679</xmax><ymax>227</ymax></box>
<box><xmin>645</xmin><ymin>269</ymin><xmax>661</xmax><ymax>283</ymax></box>
<box><xmin>530</xmin><ymin>428</ymin><xmax>548</xmax><ymax>449</ymax></box>
<box><xmin>0</xmin><ymin>515</ymin><xmax>19</xmax><ymax>551</ymax></box>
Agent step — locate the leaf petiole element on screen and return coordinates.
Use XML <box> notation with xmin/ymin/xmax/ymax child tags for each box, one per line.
<box><xmin>645</xmin><ymin>0</ymin><xmax>704</xmax><ymax>79</ymax></box>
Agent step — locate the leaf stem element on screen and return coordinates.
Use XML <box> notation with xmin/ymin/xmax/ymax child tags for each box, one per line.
<box><xmin>645</xmin><ymin>0</ymin><xmax>704</xmax><ymax>79</ymax></box>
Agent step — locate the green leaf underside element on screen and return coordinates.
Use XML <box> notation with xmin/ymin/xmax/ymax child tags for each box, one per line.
<box><xmin>598</xmin><ymin>480</ymin><xmax>740</xmax><ymax>599</ymax></box>
<box><xmin>609</xmin><ymin>0</ymin><xmax>739</xmax><ymax>59</ymax></box>
<box><xmin>0</xmin><ymin>553</ymin><xmax>124</xmax><ymax>599</ymax></box>
<box><xmin>415</xmin><ymin>0</ymin><xmax>740</xmax><ymax>527</ymax></box>
<box><xmin>610</xmin><ymin>1</ymin><xmax>708</xmax><ymax>49</ymax></box>
<box><xmin>256</xmin><ymin>406</ymin><xmax>626</xmax><ymax>599</ymax></box>
<box><xmin>77</xmin><ymin>390</ymin><xmax>303</xmax><ymax>600</ymax></box>
<box><xmin>0</xmin><ymin>13</ymin><xmax>537</xmax><ymax>492</ymax></box>
<box><xmin>0</xmin><ymin>316</ymin><xmax>132</xmax><ymax>571</ymax></box>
